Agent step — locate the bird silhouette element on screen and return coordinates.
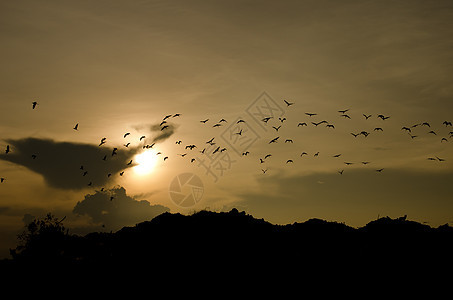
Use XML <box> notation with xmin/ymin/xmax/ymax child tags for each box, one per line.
<box><xmin>235</xmin><ymin>129</ymin><xmax>243</xmax><ymax>135</ymax></box>
<box><xmin>0</xmin><ymin>178</ymin><xmax>5</xmax><ymax>183</ymax></box>
<box><xmin>272</xmin><ymin>126</ymin><xmax>281</xmax><ymax>132</ymax></box>
<box><xmin>127</xmin><ymin>160</ymin><xmax>132</xmax><ymax>165</ymax></box>
<box><xmin>163</xmin><ymin>114</ymin><xmax>172</xmax><ymax>120</ymax></box>
<box><xmin>140</xmin><ymin>136</ymin><xmax>146</xmax><ymax>141</ymax></box>
<box><xmin>408</xmin><ymin>133</ymin><xmax>417</xmax><ymax>139</ymax></box>
<box><xmin>213</xmin><ymin>123</ymin><xmax>222</xmax><ymax>127</ymax></box>
<box><xmin>314</xmin><ymin>152</ymin><xmax>319</xmax><ymax>157</ymax></box>
<box><xmin>219</xmin><ymin>118</ymin><xmax>227</xmax><ymax>123</ymax></box>
<box><xmin>124</xmin><ymin>132</ymin><xmax>130</xmax><ymax>138</ymax></box>
<box><xmin>200</xmin><ymin>119</ymin><xmax>209</xmax><ymax>123</ymax></box>
<box><xmin>326</xmin><ymin>124</ymin><xmax>335</xmax><ymax>129</ymax></box>
<box><xmin>305</xmin><ymin>113</ymin><xmax>317</xmax><ymax>117</ymax></box>
<box><xmin>441</xmin><ymin>137</ymin><xmax>448</xmax><ymax>142</ymax></box>
<box><xmin>300</xmin><ymin>152</ymin><xmax>308</xmax><ymax>156</ymax></box>
<box><xmin>285</xmin><ymin>139</ymin><xmax>293</xmax><ymax>143</ymax></box>
<box><xmin>124</xmin><ymin>143</ymin><xmax>130</xmax><ymax>148</ymax></box>
<box><xmin>73</xmin><ymin>123</ymin><xmax>79</xmax><ymax>130</ymax></box>
<box><xmin>185</xmin><ymin>145</ymin><xmax>197</xmax><ymax>150</ymax></box>
<box><xmin>173</xmin><ymin>113</ymin><xmax>181</xmax><ymax>117</ymax></box>
<box><xmin>161</xmin><ymin>125</ymin><xmax>169</xmax><ymax>130</ymax></box>
<box><xmin>283</xmin><ymin>100</ymin><xmax>294</xmax><ymax>107</ymax></box>
<box><xmin>160</xmin><ymin>120</ymin><xmax>167</xmax><ymax>126</ymax></box>
<box><xmin>338</xmin><ymin>109</ymin><xmax>349</xmax><ymax>114</ymax></box>
<box><xmin>351</xmin><ymin>133</ymin><xmax>359</xmax><ymax>137</ymax></box>
<box><xmin>5</xmin><ymin>145</ymin><xmax>10</xmax><ymax>154</ymax></box>
<box><xmin>242</xmin><ymin>151</ymin><xmax>250</xmax><ymax>156</ymax></box>
<box><xmin>279</xmin><ymin>117</ymin><xmax>286</xmax><ymax>123</ymax></box>
<box><xmin>443</xmin><ymin>121</ymin><xmax>452</xmax><ymax>127</ymax></box>
<box><xmin>363</xmin><ymin>114</ymin><xmax>372</xmax><ymax>120</ymax></box>
<box><xmin>340</xmin><ymin>114</ymin><xmax>351</xmax><ymax>119</ymax></box>
<box><xmin>338</xmin><ymin>170</ymin><xmax>344</xmax><ymax>175</ymax></box>
<box><xmin>261</xmin><ymin>169</ymin><xmax>267</xmax><ymax>174</ymax></box>
<box><xmin>236</xmin><ymin>119</ymin><xmax>245</xmax><ymax>124</ymax></box>
<box><xmin>297</xmin><ymin>122</ymin><xmax>307</xmax><ymax>127</ymax></box>
<box><xmin>112</xmin><ymin>148</ymin><xmax>118</xmax><ymax>156</ymax></box>
<box><xmin>31</xmin><ymin>154</ymin><xmax>37</xmax><ymax>159</ymax></box>
<box><xmin>269</xmin><ymin>137</ymin><xmax>279</xmax><ymax>144</ymax></box>
<box><xmin>428</xmin><ymin>131</ymin><xmax>437</xmax><ymax>135</ymax></box>
<box><xmin>82</xmin><ymin>171</ymin><xmax>88</xmax><ymax>176</ymax></box>
<box><xmin>264</xmin><ymin>154</ymin><xmax>272</xmax><ymax>159</ymax></box>
<box><xmin>422</xmin><ymin>122</ymin><xmax>430</xmax><ymax>127</ymax></box>
<box><xmin>286</xmin><ymin>159</ymin><xmax>293</xmax><ymax>163</ymax></box>
<box><xmin>259</xmin><ymin>158</ymin><xmax>265</xmax><ymax>164</ymax></box>
<box><xmin>332</xmin><ymin>154</ymin><xmax>341</xmax><ymax>158</ymax></box>
<box><xmin>176</xmin><ymin>140</ymin><xmax>182</xmax><ymax>144</ymax></box>
<box><xmin>262</xmin><ymin>117</ymin><xmax>272</xmax><ymax>123</ymax></box>
<box><xmin>119</xmin><ymin>171</ymin><xmax>124</xmax><ymax>176</ymax></box>
<box><xmin>163</xmin><ymin>156</ymin><xmax>168</xmax><ymax>161</ymax></box>
<box><xmin>436</xmin><ymin>156</ymin><xmax>445</xmax><ymax>162</ymax></box>
<box><xmin>374</xmin><ymin>127</ymin><xmax>383</xmax><ymax>131</ymax></box>
<box><xmin>378</xmin><ymin>114</ymin><xmax>390</xmax><ymax>120</ymax></box>
<box><xmin>361</xmin><ymin>161</ymin><xmax>370</xmax><ymax>165</ymax></box>
<box><xmin>206</xmin><ymin>137</ymin><xmax>215</xmax><ymax>145</ymax></box>
<box><xmin>344</xmin><ymin>162</ymin><xmax>353</xmax><ymax>165</ymax></box>
<box><xmin>401</xmin><ymin>127</ymin><xmax>411</xmax><ymax>133</ymax></box>
<box><xmin>376</xmin><ymin>168</ymin><xmax>384</xmax><ymax>172</ymax></box>
<box><xmin>32</xmin><ymin>101</ymin><xmax>38</xmax><ymax>109</ymax></box>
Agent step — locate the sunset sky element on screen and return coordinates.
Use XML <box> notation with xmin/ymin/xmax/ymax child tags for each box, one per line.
<box><xmin>1</xmin><ymin>0</ymin><xmax>453</xmax><ymax>257</ymax></box>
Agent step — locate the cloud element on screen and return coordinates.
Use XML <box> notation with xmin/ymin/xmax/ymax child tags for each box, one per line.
<box><xmin>0</xmin><ymin>138</ymin><xmax>139</xmax><ymax>190</ymax></box>
<box><xmin>72</xmin><ymin>186</ymin><xmax>169</xmax><ymax>229</ymax></box>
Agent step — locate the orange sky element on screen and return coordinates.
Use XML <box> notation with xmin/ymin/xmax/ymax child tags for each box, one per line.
<box><xmin>1</xmin><ymin>0</ymin><xmax>453</xmax><ymax>258</ymax></box>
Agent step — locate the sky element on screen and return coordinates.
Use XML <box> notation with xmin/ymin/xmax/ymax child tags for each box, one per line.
<box><xmin>1</xmin><ymin>0</ymin><xmax>453</xmax><ymax>258</ymax></box>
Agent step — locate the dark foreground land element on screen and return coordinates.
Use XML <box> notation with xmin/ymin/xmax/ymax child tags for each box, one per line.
<box><xmin>2</xmin><ymin>209</ymin><xmax>453</xmax><ymax>271</ymax></box>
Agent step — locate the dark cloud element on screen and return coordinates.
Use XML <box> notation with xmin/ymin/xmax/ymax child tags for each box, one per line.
<box><xmin>72</xmin><ymin>186</ymin><xmax>169</xmax><ymax>230</ymax></box>
<box><xmin>0</xmin><ymin>138</ymin><xmax>139</xmax><ymax>190</ymax></box>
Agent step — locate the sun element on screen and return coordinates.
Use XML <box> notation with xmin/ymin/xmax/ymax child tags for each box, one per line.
<box><xmin>133</xmin><ymin>150</ymin><xmax>158</xmax><ymax>175</ymax></box>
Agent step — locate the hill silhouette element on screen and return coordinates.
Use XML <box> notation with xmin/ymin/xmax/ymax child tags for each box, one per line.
<box><xmin>2</xmin><ymin>209</ymin><xmax>453</xmax><ymax>270</ymax></box>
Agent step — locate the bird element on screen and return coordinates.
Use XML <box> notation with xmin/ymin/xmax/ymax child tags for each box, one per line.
<box><xmin>360</xmin><ymin>131</ymin><xmax>370</xmax><ymax>137</ymax></box>
<box><xmin>344</xmin><ymin>162</ymin><xmax>353</xmax><ymax>165</ymax></box>
<box><xmin>107</xmin><ymin>173</ymin><xmax>112</xmax><ymax>177</ymax></box>
<box><xmin>441</xmin><ymin>137</ymin><xmax>448</xmax><ymax>142</ymax></box>
<box><xmin>332</xmin><ymin>154</ymin><xmax>341</xmax><ymax>158</ymax></box>
<box><xmin>297</xmin><ymin>122</ymin><xmax>307</xmax><ymax>127</ymax></box>
<box><xmin>351</xmin><ymin>133</ymin><xmax>359</xmax><ymax>138</ymax></box>
<box><xmin>191</xmin><ymin>158</ymin><xmax>196</xmax><ymax>163</ymax></box>
<box><xmin>428</xmin><ymin>131</ymin><xmax>437</xmax><ymax>135</ymax></box>
<box><xmin>283</xmin><ymin>100</ymin><xmax>294</xmax><ymax>107</ymax></box>
<box><xmin>140</xmin><ymin>136</ymin><xmax>146</xmax><ymax>141</ymax></box>
<box><xmin>314</xmin><ymin>152</ymin><xmax>319</xmax><ymax>157</ymax></box>
<box><xmin>338</xmin><ymin>109</ymin><xmax>349</xmax><ymax>114</ymax></box>
<box><xmin>119</xmin><ymin>171</ymin><xmax>124</xmax><ymax>176</ymax></box>
<box><xmin>326</xmin><ymin>124</ymin><xmax>335</xmax><ymax>129</ymax></box>
<box><xmin>31</xmin><ymin>154</ymin><xmax>37</xmax><ymax>159</ymax></box>
<box><xmin>99</xmin><ymin>137</ymin><xmax>107</xmax><ymax>146</ymax></box>
<box><xmin>163</xmin><ymin>156</ymin><xmax>168</xmax><ymax>161</ymax></box>
<box><xmin>200</xmin><ymin>119</ymin><xmax>209</xmax><ymax>123</ymax></box>
<box><xmin>176</xmin><ymin>140</ymin><xmax>182</xmax><ymax>144</ymax></box>
<box><xmin>377</xmin><ymin>114</ymin><xmax>390</xmax><ymax>120</ymax></box>
<box><xmin>124</xmin><ymin>143</ymin><xmax>130</xmax><ymax>148</ymax></box>
<box><xmin>80</xmin><ymin>165</ymin><xmax>84</xmax><ymax>170</ymax></box>
<box><xmin>261</xmin><ymin>169</ymin><xmax>267</xmax><ymax>174</ymax></box>
<box><xmin>163</xmin><ymin>114</ymin><xmax>172</xmax><ymax>120</ymax></box>
<box><xmin>305</xmin><ymin>113</ymin><xmax>317</xmax><ymax>117</ymax></box>
<box><xmin>236</xmin><ymin>119</ymin><xmax>245</xmax><ymax>124</ymax></box>
<box><xmin>262</xmin><ymin>117</ymin><xmax>272</xmax><ymax>123</ymax></box>
<box><xmin>88</xmin><ymin>182</ymin><xmax>92</xmax><ymax>186</ymax></box>
<box><xmin>235</xmin><ymin>129</ymin><xmax>243</xmax><ymax>135</ymax></box>
<box><xmin>376</xmin><ymin>168</ymin><xmax>384</xmax><ymax>172</ymax></box>
<box><xmin>112</xmin><ymin>148</ymin><xmax>118</xmax><ymax>156</ymax></box>
<box><xmin>286</xmin><ymin>159</ymin><xmax>293</xmax><ymax>164</ymax></box>
<box><xmin>312</xmin><ymin>121</ymin><xmax>323</xmax><ymax>126</ymax></box>
<box><xmin>340</xmin><ymin>114</ymin><xmax>351</xmax><ymax>119</ymax></box>
<box><xmin>259</xmin><ymin>158</ymin><xmax>265</xmax><ymax>164</ymax></box>
<box><xmin>213</xmin><ymin>123</ymin><xmax>222</xmax><ymax>127</ymax></box>
<box><xmin>427</xmin><ymin>157</ymin><xmax>436</xmax><ymax>161</ymax></box>
<box><xmin>83</xmin><ymin>171</ymin><xmax>88</xmax><ymax>176</ymax></box>
<box><xmin>242</xmin><ymin>151</ymin><xmax>250</xmax><ymax>156</ymax></box>
<box><xmin>206</xmin><ymin>137</ymin><xmax>215</xmax><ymax>145</ymax></box>
<box><xmin>338</xmin><ymin>170</ymin><xmax>344</xmax><ymax>175</ymax></box>
<box><xmin>220</xmin><ymin>148</ymin><xmax>227</xmax><ymax>152</ymax></box>
<box><xmin>161</xmin><ymin>125</ymin><xmax>169</xmax><ymax>130</ymax></box>
<box><xmin>159</xmin><ymin>120</ymin><xmax>167</xmax><ymax>126</ymax></box>
<box><xmin>212</xmin><ymin>147</ymin><xmax>220</xmax><ymax>154</ymax></box>
<box><xmin>219</xmin><ymin>118</ymin><xmax>227</xmax><ymax>123</ymax></box>
<box><xmin>124</xmin><ymin>132</ymin><xmax>130</xmax><ymax>138</ymax></box>
<box><xmin>102</xmin><ymin>155</ymin><xmax>107</xmax><ymax>161</ymax></box>
<box><xmin>264</xmin><ymin>154</ymin><xmax>272</xmax><ymax>159</ymax></box>
<box><xmin>185</xmin><ymin>145</ymin><xmax>197</xmax><ymax>150</ymax></box>
<box><xmin>443</xmin><ymin>121</ymin><xmax>452</xmax><ymax>127</ymax></box>
<box><xmin>272</xmin><ymin>126</ymin><xmax>281</xmax><ymax>132</ymax></box>
<box><xmin>422</xmin><ymin>122</ymin><xmax>430</xmax><ymax>127</ymax></box>
<box><xmin>285</xmin><ymin>139</ymin><xmax>293</xmax><ymax>143</ymax></box>
<box><xmin>374</xmin><ymin>127</ymin><xmax>383</xmax><ymax>132</ymax></box>
<box><xmin>363</xmin><ymin>114</ymin><xmax>372</xmax><ymax>120</ymax></box>
<box><xmin>436</xmin><ymin>156</ymin><xmax>445</xmax><ymax>162</ymax></box>
<box><xmin>300</xmin><ymin>152</ymin><xmax>308</xmax><ymax>156</ymax></box>
<box><xmin>269</xmin><ymin>137</ymin><xmax>279</xmax><ymax>144</ymax></box>
<box><xmin>32</xmin><ymin>101</ymin><xmax>38</xmax><ymax>109</ymax></box>
<box><xmin>5</xmin><ymin>145</ymin><xmax>10</xmax><ymax>154</ymax></box>
<box><xmin>127</xmin><ymin>160</ymin><xmax>132</xmax><ymax>165</ymax></box>
<box><xmin>73</xmin><ymin>123</ymin><xmax>79</xmax><ymax>130</ymax></box>
<box><xmin>173</xmin><ymin>113</ymin><xmax>181</xmax><ymax>117</ymax></box>
<box><xmin>401</xmin><ymin>127</ymin><xmax>411</xmax><ymax>133</ymax></box>
<box><xmin>0</xmin><ymin>178</ymin><xmax>5</xmax><ymax>183</ymax></box>
<box><xmin>178</xmin><ymin>153</ymin><xmax>187</xmax><ymax>157</ymax></box>
<box><xmin>110</xmin><ymin>196</ymin><xmax>114</xmax><ymax>201</ymax></box>
<box><xmin>361</xmin><ymin>161</ymin><xmax>370</xmax><ymax>165</ymax></box>
<box><xmin>279</xmin><ymin>117</ymin><xmax>286</xmax><ymax>123</ymax></box>
<box><xmin>408</xmin><ymin>133</ymin><xmax>417</xmax><ymax>139</ymax></box>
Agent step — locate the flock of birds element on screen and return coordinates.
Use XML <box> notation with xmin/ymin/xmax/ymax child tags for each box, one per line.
<box><xmin>0</xmin><ymin>100</ymin><xmax>452</xmax><ymax>188</ymax></box>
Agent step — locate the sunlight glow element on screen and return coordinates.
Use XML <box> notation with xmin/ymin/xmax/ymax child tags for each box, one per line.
<box><xmin>134</xmin><ymin>150</ymin><xmax>158</xmax><ymax>175</ymax></box>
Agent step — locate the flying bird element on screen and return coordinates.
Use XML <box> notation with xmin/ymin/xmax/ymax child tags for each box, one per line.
<box><xmin>127</xmin><ymin>160</ymin><xmax>132</xmax><ymax>165</ymax></box>
<box><xmin>314</xmin><ymin>152</ymin><xmax>319</xmax><ymax>157</ymax></box>
<box><xmin>338</xmin><ymin>170</ymin><xmax>344</xmax><ymax>175</ymax></box>
<box><xmin>219</xmin><ymin>118</ymin><xmax>227</xmax><ymax>123</ymax></box>
<box><xmin>261</xmin><ymin>169</ymin><xmax>267</xmax><ymax>174</ymax></box>
<box><xmin>436</xmin><ymin>156</ymin><xmax>445</xmax><ymax>162</ymax></box>
<box><xmin>262</xmin><ymin>117</ymin><xmax>272</xmax><ymax>123</ymax></box>
<box><xmin>443</xmin><ymin>121</ymin><xmax>452</xmax><ymax>127</ymax></box>
<box><xmin>206</xmin><ymin>137</ymin><xmax>215</xmax><ymax>145</ymax></box>
<box><xmin>422</xmin><ymin>122</ymin><xmax>430</xmax><ymax>127</ymax></box>
<box><xmin>124</xmin><ymin>143</ymin><xmax>130</xmax><ymax>148</ymax></box>
<box><xmin>176</xmin><ymin>140</ymin><xmax>182</xmax><ymax>144</ymax></box>
<box><xmin>140</xmin><ymin>136</ymin><xmax>146</xmax><ymax>141</ymax></box>
<box><xmin>344</xmin><ymin>162</ymin><xmax>353</xmax><ymax>165</ymax></box>
<box><xmin>163</xmin><ymin>114</ymin><xmax>172</xmax><ymax>120</ymax></box>
<box><xmin>269</xmin><ymin>137</ymin><xmax>279</xmax><ymax>144</ymax></box>
<box><xmin>236</xmin><ymin>119</ymin><xmax>245</xmax><ymax>124</ymax></box>
<box><xmin>286</xmin><ymin>159</ymin><xmax>294</xmax><ymax>164</ymax></box>
<box><xmin>213</xmin><ymin>123</ymin><xmax>222</xmax><ymax>127</ymax></box>
<box><xmin>235</xmin><ymin>129</ymin><xmax>243</xmax><ymax>135</ymax></box>
<box><xmin>173</xmin><ymin>113</ymin><xmax>181</xmax><ymax>117</ymax></box>
<box><xmin>377</xmin><ymin>114</ymin><xmax>390</xmax><ymax>120</ymax></box>
<box><xmin>272</xmin><ymin>126</ymin><xmax>281</xmax><ymax>132</ymax></box>
<box><xmin>340</xmin><ymin>114</ymin><xmax>351</xmax><ymax>119</ymax></box>
<box><xmin>112</xmin><ymin>148</ymin><xmax>118</xmax><ymax>156</ymax></box>
<box><xmin>363</xmin><ymin>114</ymin><xmax>372</xmax><ymax>120</ymax></box>
<box><xmin>163</xmin><ymin>156</ymin><xmax>169</xmax><ymax>161</ymax></box>
<box><xmin>5</xmin><ymin>145</ymin><xmax>10</xmax><ymax>154</ymax></box>
<box><xmin>326</xmin><ymin>124</ymin><xmax>335</xmax><ymax>129</ymax></box>
<box><xmin>0</xmin><ymin>178</ymin><xmax>5</xmax><ymax>183</ymax></box>
<box><xmin>351</xmin><ymin>133</ymin><xmax>359</xmax><ymax>137</ymax></box>
<box><xmin>300</xmin><ymin>152</ymin><xmax>308</xmax><ymax>156</ymax></box>
<box><xmin>285</xmin><ymin>139</ymin><xmax>293</xmax><ymax>143</ymax></box>
<box><xmin>279</xmin><ymin>117</ymin><xmax>286</xmax><ymax>123</ymax></box>
<box><xmin>283</xmin><ymin>100</ymin><xmax>294</xmax><ymax>107</ymax></box>
<box><xmin>338</xmin><ymin>109</ymin><xmax>349</xmax><ymax>114</ymax></box>
<box><xmin>124</xmin><ymin>132</ymin><xmax>130</xmax><ymax>138</ymax></box>
<box><xmin>305</xmin><ymin>113</ymin><xmax>317</xmax><ymax>117</ymax></box>
<box><xmin>376</xmin><ymin>168</ymin><xmax>384</xmax><ymax>172</ymax></box>
<box><xmin>428</xmin><ymin>131</ymin><xmax>437</xmax><ymax>135</ymax></box>
<box><xmin>441</xmin><ymin>137</ymin><xmax>448</xmax><ymax>142</ymax></box>
<box><xmin>297</xmin><ymin>122</ymin><xmax>307</xmax><ymax>127</ymax></box>
<box><xmin>119</xmin><ymin>171</ymin><xmax>124</xmax><ymax>176</ymax></box>
<box><xmin>401</xmin><ymin>127</ymin><xmax>411</xmax><ymax>133</ymax></box>
<box><xmin>264</xmin><ymin>154</ymin><xmax>272</xmax><ymax>159</ymax></box>
<box><xmin>32</xmin><ymin>101</ymin><xmax>38</xmax><ymax>109</ymax></box>
<box><xmin>332</xmin><ymin>154</ymin><xmax>341</xmax><ymax>158</ymax></box>
<box><xmin>161</xmin><ymin>125</ymin><xmax>169</xmax><ymax>130</ymax></box>
<box><xmin>73</xmin><ymin>123</ymin><xmax>79</xmax><ymax>130</ymax></box>
<box><xmin>159</xmin><ymin>120</ymin><xmax>167</xmax><ymax>126</ymax></box>
<box><xmin>200</xmin><ymin>119</ymin><xmax>209</xmax><ymax>123</ymax></box>
<box><xmin>374</xmin><ymin>127</ymin><xmax>383</xmax><ymax>132</ymax></box>
<box><xmin>242</xmin><ymin>151</ymin><xmax>250</xmax><ymax>156</ymax></box>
